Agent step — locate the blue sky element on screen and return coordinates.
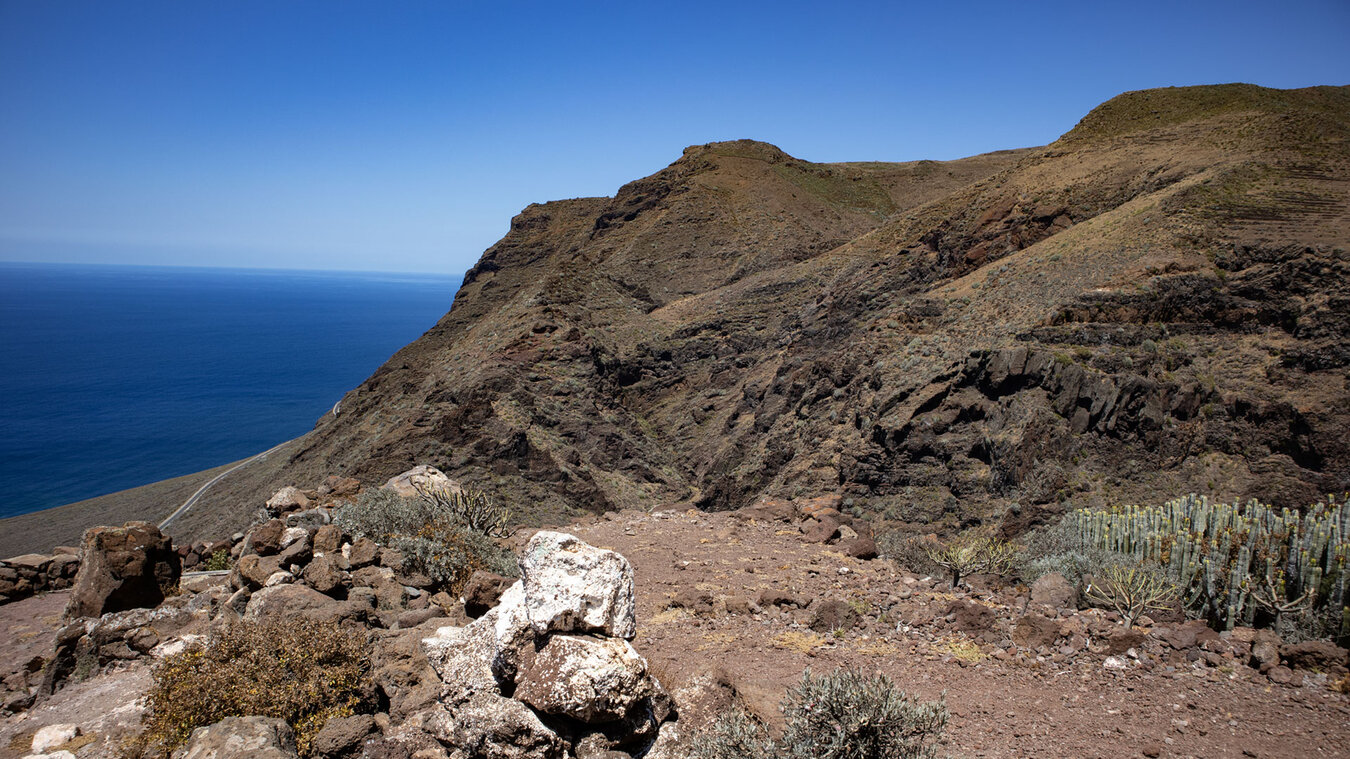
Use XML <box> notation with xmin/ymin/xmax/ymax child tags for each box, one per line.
<box><xmin>1</xmin><ymin>1</ymin><xmax>1347</xmax><ymax>274</ymax></box>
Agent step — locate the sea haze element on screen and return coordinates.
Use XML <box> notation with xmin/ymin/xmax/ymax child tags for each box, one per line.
<box><xmin>0</xmin><ymin>262</ymin><xmax>460</xmax><ymax>519</ymax></box>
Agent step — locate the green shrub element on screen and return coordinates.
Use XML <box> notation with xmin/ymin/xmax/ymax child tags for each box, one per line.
<box><xmin>392</xmin><ymin>524</ymin><xmax>518</xmax><ymax>592</ymax></box>
<box><xmin>691</xmin><ymin>668</ymin><xmax>949</xmax><ymax>759</ymax></box>
<box><xmin>203</xmin><ymin>549</ymin><xmax>230</xmax><ymax>572</ymax></box>
<box><xmin>127</xmin><ymin>619</ymin><xmax>374</xmax><ymax>758</ymax></box>
<box><xmin>333</xmin><ymin>488</ymin><xmax>432</xmax><ymax>542</ymax></box>
<box><xmin>1084</xmin><ymin>562</ymin><xmax>1178</xmax><ymax>628</ymax></box>
<box><xmin>334</xmin><ymin>487</ymin><xmax>517</xmax><ymax>594</ymax></box>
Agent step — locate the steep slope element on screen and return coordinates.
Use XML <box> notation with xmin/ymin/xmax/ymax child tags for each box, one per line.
<box><xmin>176</xmin><ymin>84</ymin><xmax>1349</xmax><ymax>542</ymax></box>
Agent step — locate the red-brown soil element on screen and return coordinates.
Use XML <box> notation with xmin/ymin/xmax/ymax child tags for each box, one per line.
<box><xmin>558</xmin><ymin>509</ymin><xmax>1350</xmax><ymax>759</ymax></box>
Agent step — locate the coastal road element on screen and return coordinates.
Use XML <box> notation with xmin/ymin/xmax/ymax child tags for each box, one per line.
<box><xmin>158</xmin><ymin>438</ymin><xmax>297</xmax><ymax>531</ymax></box>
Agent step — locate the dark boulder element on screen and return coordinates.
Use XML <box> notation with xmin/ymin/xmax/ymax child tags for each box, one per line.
<box><xmin>63</xmin><ymin>522</ymin><xmax>180</xmax><ymax>621</ymax></box>
<box><xmin>809</xmin><ymin>598</ymin><xmax>860</xmax><ymax>632</ymax></box>
<box><xmin>462</xmin><ymin>571</ymin><xmax>512</xmax><ymax>618</ymax></box>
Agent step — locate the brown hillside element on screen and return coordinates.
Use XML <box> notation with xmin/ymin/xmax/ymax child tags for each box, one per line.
<box><xmin>144</xmin><ymin>84</ymin><xmax>1349</xmax><ymax>545</ymax></box>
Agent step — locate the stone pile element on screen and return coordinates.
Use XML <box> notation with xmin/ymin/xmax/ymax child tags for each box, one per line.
<box><xmin>159</xmin><ymin>532</ymin><xmax>678</xmax><ymax>759</ymax></box>
<box><xmin>372</xmin><ymin>531</ymin><xmax>678</xmax><ymax>759</ymax></box>
<box><xmin>0</xmin><ymin>550</ymin><xmax>80</xmax><ymax>606</ymax></box>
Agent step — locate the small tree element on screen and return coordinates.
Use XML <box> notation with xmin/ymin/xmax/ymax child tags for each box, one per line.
<box><xmin>922</xmin><ymin>533</ymin><xmax>1016</xmax><ymax>588</ymax></box>
<box><xmin>1085</xmin><ymin>563</ymin><xmax>1177</xmax><ymax>628</ymax></box>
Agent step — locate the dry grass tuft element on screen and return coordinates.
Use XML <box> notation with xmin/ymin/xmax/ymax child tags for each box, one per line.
<box><xmin>937</xmin><ymin>636</ymin><xmax>987</xmax><ymax>664</ymax></box>
<box><xmin>771</xmin><ymin>631</ymin><xmax>825</xmax><ymax>654</ymax></box>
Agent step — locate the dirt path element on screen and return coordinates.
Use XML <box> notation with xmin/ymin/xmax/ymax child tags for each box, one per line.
<box><xmin>560</xmin><ymin>509</ymin><xmax>1350</xmax><ymax>759</ymax></box>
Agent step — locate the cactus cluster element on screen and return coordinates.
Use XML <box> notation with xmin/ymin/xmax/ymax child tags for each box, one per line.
<box><xmin>1068</xmin><ymin>493</ymin><xmax>1349</xmax><ymax>635</ymax></box>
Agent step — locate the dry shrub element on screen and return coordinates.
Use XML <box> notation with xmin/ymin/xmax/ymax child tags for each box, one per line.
<box><xmin>877</xmin><ymin>531</ymin><xmax>940</xmax><ymax>576</ymax></box>
<box><xmin>126</xmin><ymin>619</ymin><xmax>375</xmax><ymax>758</ymax></box>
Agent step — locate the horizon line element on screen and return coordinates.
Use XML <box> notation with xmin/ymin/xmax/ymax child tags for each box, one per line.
<box><xmin>0</xmin><ymin>258</ymin><xmax>466</xmax><ymax>278</ymax></box>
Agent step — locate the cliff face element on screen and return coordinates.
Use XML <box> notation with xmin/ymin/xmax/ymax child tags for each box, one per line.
<box><xmin>183</xmin><ymin>84</ymin><xmax>1350</xmax><ymax>539</ymax></box>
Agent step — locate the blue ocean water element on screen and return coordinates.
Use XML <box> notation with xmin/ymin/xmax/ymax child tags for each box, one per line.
<box><xmin>0</xmin><ymin>262</ymin><xmax>460</xmax><ymax>518</ymax></box>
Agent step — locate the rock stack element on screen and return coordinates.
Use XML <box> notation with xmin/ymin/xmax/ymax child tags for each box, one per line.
<box><xmin>390</xmin><ymin>531</ymin><xmax>678</xmax><ymax>759</ymax></box>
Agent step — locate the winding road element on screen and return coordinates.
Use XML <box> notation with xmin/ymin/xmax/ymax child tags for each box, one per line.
<box><xmin>158</xmin><ymin>438</ymin><xmax>297</xmax><ymax>531</ymax></box>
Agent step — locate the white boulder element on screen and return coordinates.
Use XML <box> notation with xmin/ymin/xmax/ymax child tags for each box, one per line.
<box><xmin>383</xmin><ymin>465</ymin><xmax>461</xmax><ymax>499</ymax></box>
<box><xmin>520</xmin><ymin>531</ymin><xmax>636</xmax><ymax>640</ymax></box>
<box><xmin>279</xmin><ymin>527</ymin><xmax>308</xmax><ymax>550</ymax></box>
<box><xmin>265</xmin><ymin>487</ymin><xmax>309</xmax><ymax>514</ymax></box>
<box><xmin>31</xmin><ymin>724</ymin><xmax>80</xmax><ymax>753</ymax></box>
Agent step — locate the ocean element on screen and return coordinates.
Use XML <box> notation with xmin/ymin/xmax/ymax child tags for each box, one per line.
<box><xmin>0</xmin><ymin>262</ymin><xmax>460</xmax><ymax>519</ymax></box>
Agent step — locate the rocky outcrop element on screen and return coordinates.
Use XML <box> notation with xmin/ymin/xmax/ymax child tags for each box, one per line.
<box><xmin>40</xmin><ymin>591</ymin><xmax>206</xmax><ymax>696</ymax></box>
<box><xmin>415</xmin><ymin>532</ymin><xmax>673</xmax><ymax>758</ymax></box>
<box><xmin>63</xmin><ymin>522</ymin><xmax>180</xmax><ymax>621</ymax></box>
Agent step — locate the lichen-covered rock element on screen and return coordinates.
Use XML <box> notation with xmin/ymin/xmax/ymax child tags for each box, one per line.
<box><xmin>171</xmin><ymin>716</ymin><xmax>298</xmax><ymax>759</ymax></box>
<box><xmin>244</xmin><ymin>583</ymin><xmax>366</xmax><ymax>626</ymax></box>
<box><xmin>64</xmin><ymin>522</ymin><xmax>180</xmax><ymax>621</ymax></box>
<box><xmin>414</xmin><ymin>693</ymin><xmax>566</xmax><ymax>759</ymax></box>
<box><xmin>31</xmin><ymin>723</ymin><xmax>80</xmax><ymax>753</ymax></box>
<box><xmin>418</xmin><ymin>534</ymin><xmax>671</xmax><ymax>757</ymax></box>
<box><xmin>515</xmin><ymin>634</ymin><xmax>652</xmax><ymax>723</ymax></box>
<box><xmin>311</xmin><ymin>713</ymin><xmax>375</xmax><ymax>757</ymax></box>
<box><xmin>384</xmin><ymin>465</ymin><xmax>461</xmax><ymax>499</ymax></box>
<box><xmin>423</xmin><ymin>582</ymin><xmax>533</xmax><ymax>703</ymax></box>
<box><xmin>520</xmin><ymin>532</ymin><xmax>636</xmax><ymax>640</ymax></box>
<box><xmin>266</xmin><ymin>486</ymin><xmax>311</xmax><ymax>515</ymax></box>
<box><xmin>641</xmin><ymin>722</ymin><xmax>683</xmax><ymax>759</ymax></box>
<box><xmin>285</xmin><ymin>508</ymin><xmax>332</xmax><ymax>530</ymax></box>
<box><xmin>279</xmin><ymin>527</ymin><xmax>309</xmax><ymax>550</ymax></box>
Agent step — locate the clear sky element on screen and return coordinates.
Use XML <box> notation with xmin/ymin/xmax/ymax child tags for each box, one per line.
<box><xmin>1</xmin><ymin>1</ymin><xmax>1347</xmax><ymax>275</ymax></box>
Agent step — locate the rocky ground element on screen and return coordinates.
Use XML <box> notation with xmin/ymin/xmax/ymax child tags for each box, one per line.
<box><xmin>1</xmin><ymin>489</ymin><xmax>1347</xmax><ymax>759</ymax></box>
<box><xmin>557</xmin><ymin>506</ymin><xmax>1350</xmax><ymax>759</ymax></box>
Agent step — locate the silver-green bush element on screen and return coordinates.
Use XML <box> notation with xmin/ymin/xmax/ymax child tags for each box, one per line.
<box><xmin>334</xmin><ymin>488</ymin><xmax>517</xmax><ymax>593</ymax></box>
<box><xmin>691</xmin><ymin>668</ymin><xmax>949</xmax><ymax>759</ymax></box>
<box><xmin>1016</xmin><ymin>517</ymin><xmax>1123</xmax><ymax>586</ymax></box>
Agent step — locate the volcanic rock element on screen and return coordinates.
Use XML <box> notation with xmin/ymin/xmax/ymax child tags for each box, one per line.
<box><xmin>64</xmin><ymin>522</ymin><xmax>180</xmax><ymax>621</ymax></box>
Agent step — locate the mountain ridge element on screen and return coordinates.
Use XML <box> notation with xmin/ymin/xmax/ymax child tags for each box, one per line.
<box><xmin>10</xmin><ymin>83</ymin><xmax>1346</xmax><ymax>550</ymax></box>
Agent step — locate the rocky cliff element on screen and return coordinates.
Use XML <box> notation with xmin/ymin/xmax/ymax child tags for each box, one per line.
<box><xmin>177</xmin><ymin>83</ymin><xmax>1350</xmax><ymax>541</ymax></box>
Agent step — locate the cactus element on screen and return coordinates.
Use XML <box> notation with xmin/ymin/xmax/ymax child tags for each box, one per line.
<box><xmin>1067</xmin><ymin>494</ymin><xmax>1349</xmax><ymax>631</ymax></box>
